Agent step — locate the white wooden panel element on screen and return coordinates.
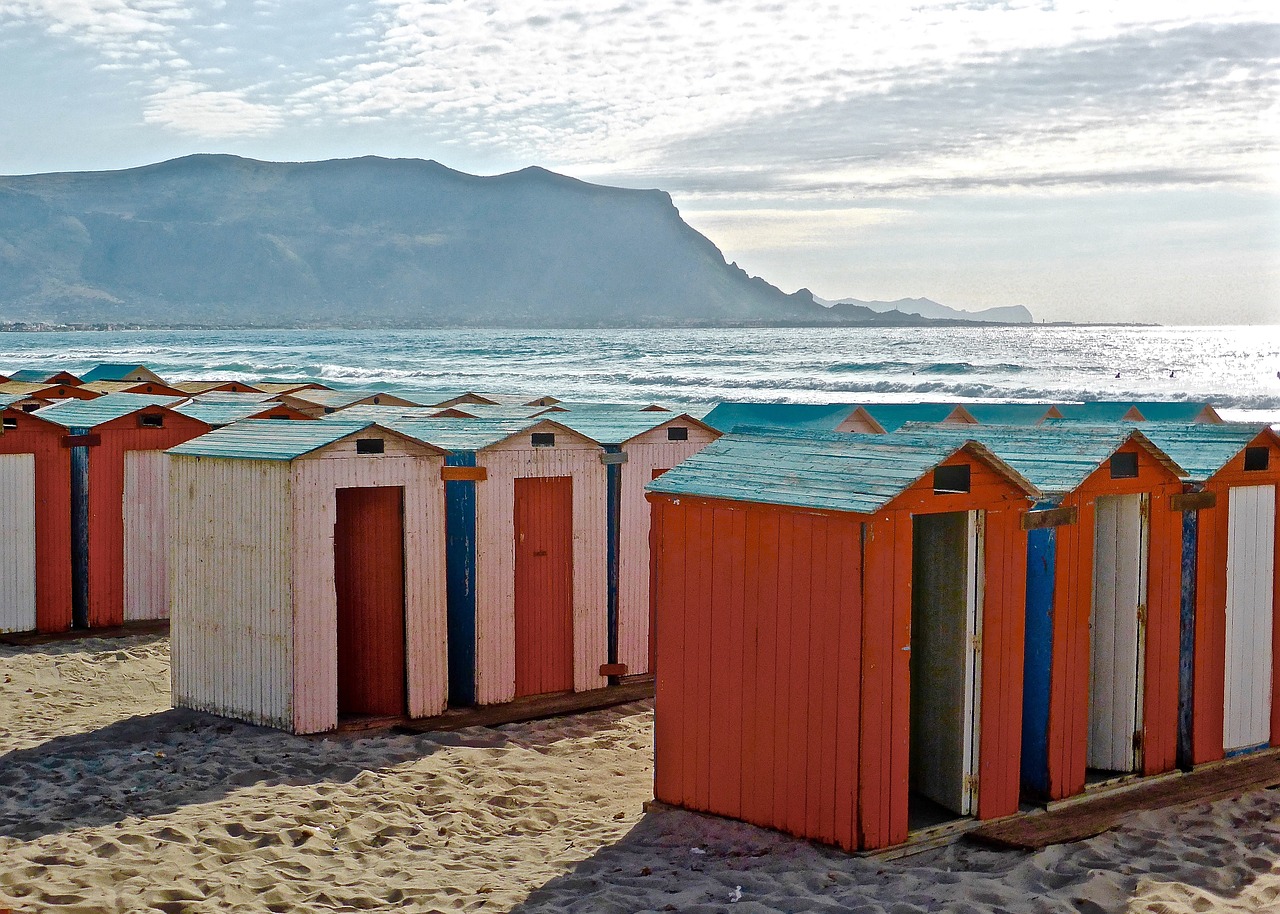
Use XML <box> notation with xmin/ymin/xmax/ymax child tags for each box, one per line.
<box><xmin>616</xmin><ymin>428</ymin><xmax>719</xmax><ymax>675</ymax></box>
<box><xmin>0</xmin><ymin>454</ymin><xmax>37</xmax><ymax>633</ymax></box>
<box><xmin>124</xmin><ymin>450</ymin><xmax>170</xmax><ymax>621</ymax></box>
<box><xmin>291</xmin><ymin>453</ymin><xmax>448</xmax><ymax>733</ymax></box>
<box><xmin>169</xmin><ymin>456</ymin><xmax>294</xmax><ymax>730</ymax></box>
<box><xmin>1224</xmin><ymin>485</ymin><xmax>1276</xmax><ymax>751</ymax></box>
<box><xmin>473</xmin><ymin>438</ymin><xmax>608</xmax><ymax>704</ymax></box>
<box><xmin>1088</xmin><ymin>493</ymin><xmax>1145</xmax><ymax>772</ymax></box>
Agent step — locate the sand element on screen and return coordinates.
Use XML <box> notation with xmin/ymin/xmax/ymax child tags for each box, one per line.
<box><xmin>2</xmin><ymin>636</ymin><xmax>1278</xmax><ymax>913</ymax></box>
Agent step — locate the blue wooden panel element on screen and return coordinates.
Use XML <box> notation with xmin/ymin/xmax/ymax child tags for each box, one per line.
<box><xmin>69</xmin><ymin>427</ymin><xmax>90</xmax><ymax>629</ymax></box>
<box><xmin>1021</xmin><ymin>520</ymin><xmax>1056</xmax><ymax>796</ymax></box>
<box><xmin>605</xmin><ymin>445</ymin><xmax>622</xmax><ymax>669</ymax></box>
<box><xmin>444</xmin><ymin>451</ymin><xmax>478</xmax><ymax>707</ymax></box>
<box><xmin>1177</xmin><ymin>507</ymin><xmax>1198</xmax><ymax>769</ymax></box>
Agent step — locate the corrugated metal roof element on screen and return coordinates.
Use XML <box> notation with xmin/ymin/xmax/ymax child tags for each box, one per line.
<box><xmin>961</xmin><ymin>403</ymin><xmax>1058</xmax><ymax>425</ymax></box>
<box><xmin>171</xmin><ymin>401</ymin><xmax>295</xmax><ymax>427</ymax></box>
<box><xmin>701</xmin><ymin>402</ymin><xmax>859</xmax><ymax>434</ymax></box>
<box><xmin>6</xmin><ymin>368</ymin><xmax>68</xmax><ymax>383</ymax></box>
<box><xmin>79</xmin><ymin>363</ymin><xmax>160</xmax><ymax>382</ymax></box>
<box><xmin>857</xmin><ymin>403</ymin><xmax>963</xmax><ymax>432</ymax></box>
<box><xmin>648</xmin><ymin>427</ymin><xmax>1038</xmax><ymax>515</ymax></box>
<box><xmin>1127</xmin><ymin>401</ymin><xmax>1219</xmax><ymax>423</ymax></box>
<box><xmin>550</xmin><ymin>411</ymin><xmax>708</xmax><ymax>446</ymax></box>
<box><xmin>169</xmin><ymin>419</ymin><xmax>393</xmax><ymax>460</ymax></box>
<box><xmin>385</xmin><ymin>417</ymin><xmax>590</xmax><ymax>451</ymax></box>
<box><xmin>319</xmin><ymin>404</ymin><xmax>441</xmax><ymax>422</ymax></box>
<box><xmin>1054</xmin><ymin>402</ymin><xmax>1142</xmax><ymax>422</ymax></box>
<box><xmin>900</xmin><ymin>422</ymin><xmax>1187</xmax><ymax>495</ymax></box>
<box><xmin>33</xmin><ymin>392</ymin><xmax>185</xmax><ymax>429</ymax></box>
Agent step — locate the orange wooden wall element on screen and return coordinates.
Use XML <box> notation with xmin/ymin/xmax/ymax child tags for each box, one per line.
<box><xmin>1042</xmin><ymin>442</ymin><xmax>1184</xmax><ymax>799</ymax></box>
<box><xmin>650</xmin><ymin>452</ymin><xmax>1030</xmax><ymax>852</ymax></box>
<box><xmin>513</xmin><ymin>476</ymin><xmax>576</xmax><ymax>698</ymax></box>
<box><xmin>1191</xmin><ymin>434</ymin><xmax>1280</xmax><ymax>764</ymax></box>
<box><xmin>85</xmin><ymin>408</ymin><xmax>210</xmax><ymax>628</ymax></box>
<box><xmin>0</xmin><ymin>409</ymin><xmax>73</xmax><ymax>632</ymax></box>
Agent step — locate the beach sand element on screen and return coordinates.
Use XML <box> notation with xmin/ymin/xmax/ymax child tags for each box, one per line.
<box><xmin>1</xmin><ymin>636</ymin><xmax>1277</xmax><ymax>913</ymax></box>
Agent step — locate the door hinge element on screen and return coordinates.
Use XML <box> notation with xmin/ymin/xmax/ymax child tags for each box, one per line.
<box><xmin>971</xmin><ymin>635</ymin><xmax>982</xmax><ymax>655</ymax></box>
<box><xmin>1132</xmin><ymin>730</ymin><xmax>1144</xmax><ymax>752</ymax></box>
<box><xmin>965</xmin><ymin>774</ymin><xmax>979</xmax><ymax>794</ymax></box>
<box><xmin>1137</xmin><ymin>603</ymin><xmax>1147</xmax><ymax>625</ymax></box>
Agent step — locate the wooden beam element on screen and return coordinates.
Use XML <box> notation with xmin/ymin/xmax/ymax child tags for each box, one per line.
<box><xmin>60</xmin><ymin>433</ymin><xmax>101</xmax><ymax>448</ymax></box>
<box><xmin>1021</xmin><ymin>505</ymin><xmax>1078</xmax><ymax>531</ymax></box>
<box><xmin>395</xmin><ymin>678</ymin><xmax>654</xmax><ymax>734</ymax></box>
<box><xmin>1171</xmin><ymin>491</ymin><xmax>1216</xmax><ymax>512</ymax></box>
<box><xmin>441</xmin><ymin>466</ymin><xmax>487</xmax><ymax>481</ymax></box>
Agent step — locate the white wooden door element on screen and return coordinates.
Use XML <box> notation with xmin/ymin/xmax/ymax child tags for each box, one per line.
<box><xmin>909</xmin><ymin>510</ymin><xmax>984</xmax><ymax>815</ymax></box>
<box><xmin>1224</xmin><ymin>485</ymin><xmax>1276</xmax><ymax>752</ymax></box>
<box><xmin>0</xmin><ymin>453</ymin><xmax>37</xmax><ymax>633</ymax></box>
<box><xmin>1088</xmin><ymin>493</ymin><xmax>1148</xmax><ymax>772</ymax></box>
<box><xmin>124</xmin><ymin>450</ymin><xmax>169</xmax><ymax>621</ymax></box>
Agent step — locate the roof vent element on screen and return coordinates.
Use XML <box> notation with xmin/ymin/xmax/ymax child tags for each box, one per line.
<box><xmin>667</xmin><ymin>426</ymin><xmax>689</xmax><ymax>441</ymax></box>
<box><xmin>1244</xmin><ymin>446</ymin><xmax>1270</xmax><ymax>472</ymax></box>
<box><xmin>1109</xmin><ymin>452</ymin><xmax>1139</xmax><ymax>479</ymax></box>
<box><xmin>356</xmin><ymin>438</ymin><xmax>385</xmax><ymax>455</ymax></box>
<box><xmin>933</xmin><ymin>464</ymin><xmax>971</xmax><ymax>494</ymax></box>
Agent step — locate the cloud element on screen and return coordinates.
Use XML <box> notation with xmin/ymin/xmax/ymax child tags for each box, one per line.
<box><xmin>143</xmin><ymin>80</ymin><xmax>282</xmax><ymax>137</ymax></box>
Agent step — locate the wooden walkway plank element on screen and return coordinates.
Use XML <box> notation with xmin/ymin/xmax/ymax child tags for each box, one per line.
<box><xmin>0</xmin><ymin>619</ymin><xmax>168</xmax><ymax>646</ymax></box>
<box><xmin>393</xmin><ymin>678</ymin><xmax>654</xmax><ymax>735</ymax></box>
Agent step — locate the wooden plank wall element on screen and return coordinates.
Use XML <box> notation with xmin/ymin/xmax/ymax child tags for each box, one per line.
<box><xmin>1043</xmin><ymin>443</ymin><xmax>1183</xmax><ymax>799</ymax></box>
<box><xmin>86</xmin><ymin>409</ymin><xmax>208</xmax><ymax>628</ymax></box>
<box><xmin>472</xmin><ymin>434</ymin><xmax>607</xmax><ymax>704</ymax></box>
<box><xmin>123</xmin><ymin>450</ymin><xmax>169</xmax><ymax>621</ymax></box>
<box><xmin>291</xmin><ymin>433</ymin><xmax>447</xmax><ymax>734</ymax></box>
<box><xmin>0</xmin><ymin>412</ymin><xmax>73</xmax><ymax>632</ymax></box>
<box><xmin>169</xmin><ymin>456</ymin><xmax>295</xmax><ymax>730</ymax></box>
<box><xmin>617</xmin><ymin>427</ymin><xmax>719</xmax><ymax>675</ymax></box>
<box><xmin>0</xmin><ymin>453</ymin><xmax>37</xmax><ymax>633</ymax></box>
<box><xmin>1192</xmin><ymin>434</ymin><xmax>1280</xmax><ymax>763</ymax></box>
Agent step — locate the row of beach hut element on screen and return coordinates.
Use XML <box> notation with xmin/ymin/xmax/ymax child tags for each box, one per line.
<box><xmin>645</xmin><ymin>419</ymin><xmax>1279</xmax><ymax>851</ymax></box>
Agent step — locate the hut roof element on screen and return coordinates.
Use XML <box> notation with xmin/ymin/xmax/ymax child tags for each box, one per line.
<box><xmin>701</xmin><ymin>402</ymin><xmax>859</xmax><ymax>434</ymax></box>
<box><xmin>961</xmin><ymin>403</ymin><xmax>1060</xmax><ymax>425</ymax></box>
<box><xmin>386</xmin><ymin>416</ymin><xmax>596</xmax><ymax>452</ymax></box>
<box><xmin>1127</xmin><ymin>401</ymin><xmax>1222</xmax><ymax>423</ymax></box>
<box><xmin>539</xmin><ymin>402</ymin><xmax>672</xmax><ymax>414</ymax></box>
<box><xmin>1055</xmin><ymin>402</ymin><xmax>1144</xmax><ymax>422</ymax></box>
<box><xmin>648</xmin><ymin>427</ymin><xmax>1038</xmax><ymax>515</ymax></box>
<box><xmin>901</xmin><ymin>422</ymin><xmax>1186</xmax><ymax>496</ymax></box>
<box><xmin>6</xmin><ymin>368</ymin><xmax>79</xmax><ymax>384</ymax></box>
<box><xmin>251</xmin><ymin>381</ymin><xmax>332</xmax><ymax>394</ymax></box>
<box><xmin>1088</xmin><ymin>422</ymin><xmax>1273</xmax><ymax>482</ymax></box>
<box><xmin>855</xmin><ymin>402</ymin><xmax>967</xmax><ymax>432</ymax></box>
<box><xmin>171</xmin><ymin>401</ymin><xmax>301</xmax><ymax>428</ymax></box>
<box><xmin>187</xmin><ymin>390</ymin><xmax>280</xmax><ymax>404</ymax></box>
<box><xmin>318</xmin><ymin>404</ymin><xmax>441</xmax><ymax>422</ymax></box>
<box><xmin>550</xmin><ymin>411</ymin><xmax>716</xmax><ymax>446</ymax></box>
<box><xmin>171</xmin><ymin>380</ymin><xmax>265</xmax><ymax>395</ymax></box>
<box><xmin>33</xmin><ymin>392</ymin><xmax>185</xmax><ymax>429</ymax></box>
<box><xmin>79</xmin><ymin>363</ymin><xmax>164</xmax><ymax>383</ymax></box>
<box><xmin>169</xmin><ymin>419</ymin><xmax>443</xmax><ymax>460</ymax></box>
<box><xmin>283</xmin><ymin>388</ymin><xmax>423</xmax><ymax>409</ymax></box>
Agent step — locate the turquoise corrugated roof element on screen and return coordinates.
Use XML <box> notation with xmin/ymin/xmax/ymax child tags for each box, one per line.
<box><xmin>900</xmin><ymin>422</ymin><xmax>1186</xmax><ymax>495</ymax></box>
<box><xmin>172</xmin><ymin>401</ymin><xmax>296</xmax><ymax>427</ymax></box>
<box><xmin>6</xmin><ymin>368</ymin><xmax>67</xmax><ymax>383</ymax></box>
<box><xmin>961</xmin><ymin>403</ymin><xmax>1058</xmax><ymax>426</ymax></box>
<box><xmin>0</xmin><ymin>392</ymin><xmax>26</xmax><ymax>409</ymax></box>
<box><xmin>857</xmin><ymin>403</ymin><xmax>961</xmax><ymax>432</ymax></box>
<box><xmin>319</xmin><ymin>404</ymin><xmax>441</xmax><ymax>422</ymax></box>
<box><xmin>169</xmin><ymin>419</ymin><xmax>383</xmax><ymax>460</ymax></box>
<box><xmin>701</xmin><ymin>402</ymin><xmax>858</xmax><ymax>434</ymax></box>
<box><xmin>1127</xmin><ymin>402</ymin><xmax>1219</xmax><ymax>423</ymax></box>
<box><xmin>285</xmin><ymin>388</ymin><xmax>422</xmax><ymax>409</ymax></box>
<box><xmin>550</xmin><ymin>411</ymin><xmax>704</xmax><ymax>446</ymax></box>
<box><xmin>648</xmin><ymin>427</ymin><xmax>1038</xmax><ymax>515</ymax></box>
<box><xmin>1055</xmin><ymin>402</ymin><xmax>1142</xmax><ymax>422</ymax></box>
<box><xmin>1065</xmin><ymin>422</ymin><xmax>1270</xmax><ymax>482</ymax></box>
<box><xmin>385</xmin><ymin>417</ymin><xmax>584</xmax><ymax>452</ymax></box>
<box><xmin>33</xmin><ymin>392</ymin><xmax>185</xmax><ymax>429</ymax></box>
<box><xmin>80</xmin><ymin>363</ymin><xmax>158</xmax><ymax>382</ymax></box>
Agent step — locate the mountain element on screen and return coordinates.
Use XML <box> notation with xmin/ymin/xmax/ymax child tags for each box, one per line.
<box><xmin>815</xmin><ymin>296</ymin><xmax>1033</xmax><ymax>324</ymax></box>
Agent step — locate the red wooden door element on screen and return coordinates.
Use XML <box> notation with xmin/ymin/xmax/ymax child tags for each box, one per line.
<box><xmin>335</xmin><ymin>486</ymin><xmax>407</xmax><ymax>716</ymax></box>
<box><xmin>514</xmin><ymin>476</ymin><xmax>575</xmax><ymax>697</ymax></box>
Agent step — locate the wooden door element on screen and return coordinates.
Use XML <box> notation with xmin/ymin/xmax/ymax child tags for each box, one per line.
<box><xmin>1088</xmin><ymin>493</ymin><xmax>1148</xmax><ymax>772</ymax></box>
<box><xmin>1224</xmin><ymin>485</ymin><xmax>1276</xmax><ymax>751</ymax></box>
<box><xmin>514</xmin><ymin>476</ymin><xmax>575</xmax><ymax>697</ymax></box>
<box><xmin>0</xmin><ymin>454</ymin><xmax>37</xmax><ymax>633</ymax></box>
<box><xmin>123</xmin><ymin>450</ymin><xmax>168</xmax><ymax>621</ymax></box>
<box><xmin>909</xmin><ymin>510</ymin><xmax>983</xmax><ymax>816</ymax></box>
<box><xmin>334</xmin><ymin>486</ymin><xmax>407</xmax><ymax>716</ymax></box>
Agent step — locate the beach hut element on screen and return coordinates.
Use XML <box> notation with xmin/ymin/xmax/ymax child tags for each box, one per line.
<box><xmin>905</xmin><ymin>423</ymin><xmax>1188</xmax><ymax>800</ymax></box>
<box><xmin>843</xmin><ymin>403</ymin><xmax>977</xmax><ymax>433</ymax></box>
<box><xmin>277</xmin><ymin>388</ymin><xmax>423</xmax><ymax>417</ymax></box>
<box><xmin>80</xmin><ymin>364</ymin><xmax>166</xmax><ymax>384</ymax></box>
<box><xmin>646</xmin><ymin>428</ymin><xmax>1039</xmax><ymax>851</ymax></box>
<box><xmin>171</xmin><ymin>380</ymin><xmax>265</xmax><ymax>395</ymax></box>
<box><xmin>168</xmin><ymin>421</ymin><xmax>449</xmax><ymax>733</ymax></box>
<box><xmin>80</xmin><ymin>379</ymin><xmax>190</xmax><ymax>398</ymax></box>
<box><xmin>963</xmin><ymin>403</ymin><xmax>1064</xmax><ymax>425</ymax></box>
<box><xmin>34</xmin><ymin>393</ymin><xmax>210</xmax><ymax>627</ymax></box>
<box><xmin>1130</xmin><ymin>402</ymin><xmax>1223</xmax><ymax>424</ymax></box>
<box><xmin>550</xmin><ymin>410</ymin><xmax>720</xmax><ymax>677</ymax></box>
<box><xmin>5</xmin><ymin>369</ymin><xmax>82</xmax><ymax>385</ymax></box>
<box><xmin>252</xmin><ymin>381</ymin><xmax>333</xmax><ymax>396</ymax></box>
<box><xmin>1132</xmin><ymin>424</ymin><xmax>1280</xmax><ymax>764</ymax></box>
<box><xmin>385</xmin><ymin>417</ymin><xmax>609</xmax><ymax>707</ymax></box>
<box><xmin>0</xmin><ymin>407</ymin><xmax>73</xmax><ymax>633</ymax></box>
<box><xmin>172</xmin><ymin>399</ymin><xmax>314</xmax><ymax>428</ymax></box>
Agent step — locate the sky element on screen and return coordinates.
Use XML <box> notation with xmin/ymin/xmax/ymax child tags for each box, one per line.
<box><xmin>0</xmin><ymin>1</ymin><xmax>1277</xmax><ymax>324</ymax></box>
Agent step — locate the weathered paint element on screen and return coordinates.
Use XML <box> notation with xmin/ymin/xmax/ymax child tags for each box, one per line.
<box><xmin>1177</xmin><ymin>506</ymin><xmax>1198</xmax><ymax>769</ymax></box>
<box><xmin>650</xmin><ymin>450</ymin><xmax>1031</xmax><ymax>852</ymax></box>
<box><xmin>123</xmin><ymin>450</ymin><xmax>170</xmax><ymax>621</ymax></box>
<box><xmin>513</xmin><ymin>476</ymin><xmax>575</xmax><ymax>697</ymax></box>
<box><xmin>1020</xmin><ymin>521</ymin><xmax>1057</xmax><ymax>794</ymax></box>
<box><xmin>444</xmin><ymin>452</ymin><xmax>478</xmax><ymax>707</ymax></box>
<box><xmin>471</xmin><ymin>434</ymin><xmax>608</xmax><ymax>704</ymax></box>
<box><xmin>0</xmin><ymin>453</ymin><xmax>37</xmax><ymax>633</ymax></box>
<box><xmin>1190</xmin><ymin>431</ymin><xmax>1280</xmax><ymax>763</ymax></box>
<box><xmin>615</xmin><ymin>425</ymin><xmax>719</xmax><ymax>675</ymax></box>
<box><xmin>1222</xmin><ymin>485</ymin><xmax>1275</xmax><ymax>752</ymax></box>
<box><xmin>1041</xmin><ymin>443</ymin><xmax>1184</xmax><ymax>799</ymax></box>
<box><xmin>0</xmin><ymin>410</ymin><xmax>73</xmax><ymax>632</ymax></box>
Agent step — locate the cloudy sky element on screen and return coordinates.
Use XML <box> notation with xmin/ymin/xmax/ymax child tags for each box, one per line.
<box><xmin>1</xmin><ymin>1</ymin><xmax>1276</xmax><ymax>323</ymax></box>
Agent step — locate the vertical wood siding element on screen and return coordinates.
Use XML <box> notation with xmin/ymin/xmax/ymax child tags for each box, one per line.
<box><xmin>650</xmin><ymin>452</ymin><xmax>1030</xmax><ymax>853</ymax></box>
<box><xmin>0</xmin><ymin>454</ymin><xmax>37</xmax><ymax>632</ymax></box>
<box><xmin>513</xmin><ymin>476</ymin><xmax>575</xmax><ymax>697</ymax></box>
<box><xmin>0</xmin><ymin>413</ymin><xmax>73</xmax><ymax>632</ymax></box>
<box><xmin>1043</xmin><ymin>444</ymin><xmax>1183</xmax><ymax>798</ymax></box>
<box><xmin>291</xmin><ymin>437</ymin><xmax>447</xmax><ymax>733</ymax></box>
<box><xmin>472</xmin><ymin>436</ymin><xmax>607</xmax><ymax>705</ymax></box>
<box><xmin>169</xmin><ymin>457</ymin><xmax>295</xmax><ymax>730</ymax></box>
<box><xmin>617</xmin><ymin>427</ymin><xmax>718</xmax><ymax>675</ymax></box>
<box><xmin>123</xmin><ymin>450</ymin><xmax>170</xmax><ymax>621</ymax></box>
<box><xmin>86</xmin><ymin>410</ymin><xmax>209</xmax><ymax>628</ymax></box>
<box><xmin>1222</xmin><ymin>485</ymin><xmax>1276</xmax><ymax>750</ymax></box>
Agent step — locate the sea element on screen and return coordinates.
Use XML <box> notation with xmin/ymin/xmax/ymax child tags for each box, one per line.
<box><xmin>3</xmin><ymin>325</ymin><xmax>1279</xmax><ymax>419</ymax></box>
